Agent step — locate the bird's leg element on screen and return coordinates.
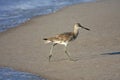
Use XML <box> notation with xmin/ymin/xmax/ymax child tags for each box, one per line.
<box><xmin>49</xmin><ymin>43</ymin><xmax>57</xmax><ymax>62</ymax></box>
<box><xmin>64</xmin><ymin>45</ymin><xmax>75</xmax><ymax>61</ymax></box>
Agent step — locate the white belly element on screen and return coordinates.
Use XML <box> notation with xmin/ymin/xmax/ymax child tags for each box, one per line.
<box><xmin>53</xmin><ymin>41</ymin><xmax>68</xmax><ymax>46</ymax></box>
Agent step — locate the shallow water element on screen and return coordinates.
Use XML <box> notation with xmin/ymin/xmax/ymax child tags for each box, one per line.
<box><xmin>0</xmin><ymin>67</ymin><xmax>46</xmax><ymax>80</ymax></box>
<box><xmin>0</xmin><ymin>0</ymin><xmax>95</xmax><ymax>32</ymax></box>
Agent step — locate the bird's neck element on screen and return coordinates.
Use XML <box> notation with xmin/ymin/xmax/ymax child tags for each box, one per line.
<box><xmin>73</xmin><ymin>27</ymin><xmax>79</xmax><ymax>38</ymax></box>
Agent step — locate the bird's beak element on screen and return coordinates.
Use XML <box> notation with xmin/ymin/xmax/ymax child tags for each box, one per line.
<box><xmin>80</xmin><ymin>26</ymin><xmax>90</xmax><ymax>31</ymax></box>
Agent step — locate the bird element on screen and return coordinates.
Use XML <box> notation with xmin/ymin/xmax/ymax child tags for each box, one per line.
<box><xmin>43</xmin><ymin>23</ymin><xmax>90</xmax><ymax>62</ymax></box>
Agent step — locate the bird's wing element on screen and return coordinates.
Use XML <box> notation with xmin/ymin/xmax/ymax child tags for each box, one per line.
<box><xmin>55</xmin><ymin>32</ymin><xmax>74</xmax><ymax>41</ymax></box>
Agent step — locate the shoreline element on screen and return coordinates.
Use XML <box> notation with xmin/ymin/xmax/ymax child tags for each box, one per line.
<box><xmin>0</xmin><ymin>0</ymin><xmax>97</xmax><ymax>33</ymax></box>
<box><xmin>0</xmin><ymin>0</ymin><xmax>120</xmax><ymax>80</ymax></box>
<box><xmin>0</xmin><ymin>0</ymin><xmax>102</xmax><ymax>33</ymax></box>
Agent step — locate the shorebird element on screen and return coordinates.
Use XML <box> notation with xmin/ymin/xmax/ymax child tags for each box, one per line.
<box><xmin>43</xmin><ymin>23</ymin><xmax>90</xmax><ymax>62</ymax></box>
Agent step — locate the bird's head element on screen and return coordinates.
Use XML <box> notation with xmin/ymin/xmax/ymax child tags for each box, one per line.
<box><xmin>75</xmin><ymin>23</ymin><xmax>90</xmax><ymax>31</ymax></box>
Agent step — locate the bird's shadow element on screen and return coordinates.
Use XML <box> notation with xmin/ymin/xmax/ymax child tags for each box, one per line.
<box><xmin>50</xmin><ymin>57</ymin><xmax>79</xmax><ymax>62</ymax></box>
<box><xmin>101</xmin><ymin>52</ymin><xmax>120</xmax><ymax>55</ymax></box>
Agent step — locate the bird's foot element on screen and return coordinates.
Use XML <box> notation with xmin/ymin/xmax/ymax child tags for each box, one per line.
<box><xmin>69</xmin><ymin>58</ymin><xmax>78</xmax><ymax>62</ymax></box>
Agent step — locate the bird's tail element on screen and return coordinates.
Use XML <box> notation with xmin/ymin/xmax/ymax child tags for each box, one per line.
<box><xmin>43</xmin><ymin>38</ymin><xmax>51</xmax><ymax>43</ymax></box>
<box><xmin>43</xmin><ymin>38</ymin><xmax>48</xmax><ymax>40</ymax></box>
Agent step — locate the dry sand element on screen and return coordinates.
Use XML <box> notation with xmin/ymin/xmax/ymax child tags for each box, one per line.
<box><xmin>0</xmin><ymin>0</ymin><xmax>120</xmax><ymax>80</ymax></box>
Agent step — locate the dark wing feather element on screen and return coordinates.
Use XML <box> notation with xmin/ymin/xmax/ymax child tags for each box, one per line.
<box><xmin>43</xmin><ymin>32</ymin><xmax>75</xmax><ymax>42</ymax></box>
<box><xmin>55</xmin><ymin>32</ymin><xmax>74</xmax><ymax>41</ymax></box>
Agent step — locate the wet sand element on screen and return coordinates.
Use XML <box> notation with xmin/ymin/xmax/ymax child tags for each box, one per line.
<box><xmin>0</xmin><ymin>0</ymin><xmax>120</xmax><ymax>80</ymax></box>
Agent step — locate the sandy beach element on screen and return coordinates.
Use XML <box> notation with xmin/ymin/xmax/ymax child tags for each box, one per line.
<box><xmin>0</xmin><ymin>0</ymin><xmax>120</xmax><ymax>80</ymax></box>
